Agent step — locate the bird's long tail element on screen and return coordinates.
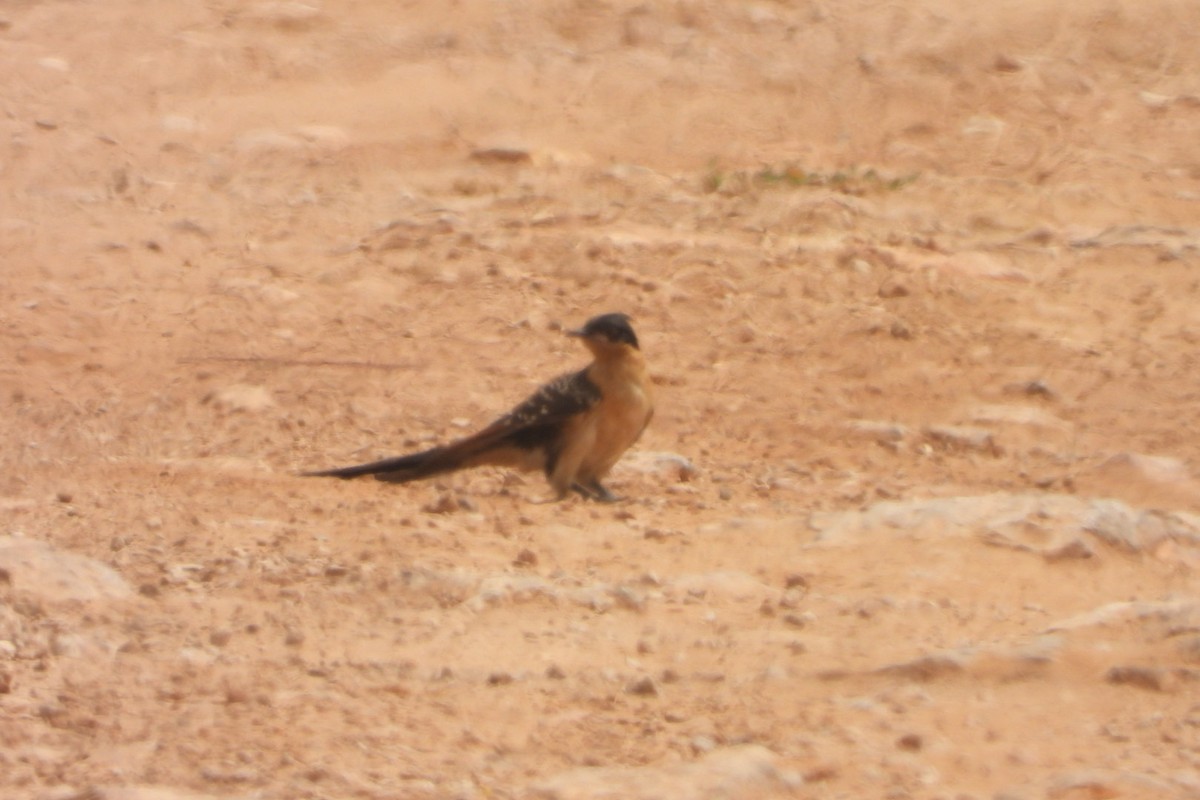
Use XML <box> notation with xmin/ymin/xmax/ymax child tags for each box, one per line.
<box><xmin>302</xmin><ymin>444</ymin><xmax>465</xmax><ymax>483</ymax></box>
<box><xmin>300</xmin><ymin>418</ymin><xmax>523</xmax><ymax>484</ymax></box>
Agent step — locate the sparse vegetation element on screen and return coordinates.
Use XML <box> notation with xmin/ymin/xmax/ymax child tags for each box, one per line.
<box><xmin>703</xmin><ymin>162</ymin><xmax>918</xmax><ymax>196</ymax></box>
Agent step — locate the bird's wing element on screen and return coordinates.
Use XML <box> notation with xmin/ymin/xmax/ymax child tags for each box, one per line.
<box><xmin>470</xmin><ymin>368</ymin><xmax>601</xmax><ymax>452</ymax></box>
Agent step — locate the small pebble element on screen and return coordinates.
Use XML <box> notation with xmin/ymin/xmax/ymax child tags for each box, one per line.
<box><xmin>784</xmin><ymin>573</ymin><xmax>809</xmax><ymax>590</ymax></box>
<box><xmin>1105</xmin><ymin>666</ymin><xmax>1170</xmax><ymax>692</ymax></box>
<box><xmin>470</xmin><ymin>147</ymin><xmax>531</xmax><ymax>164</ymax></box>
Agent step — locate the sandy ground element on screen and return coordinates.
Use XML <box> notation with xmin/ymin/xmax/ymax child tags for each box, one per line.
<box><xmin>3</xmin><ymin>1</ymin><xmax>1200</xmax><ymax>798</ymax></box>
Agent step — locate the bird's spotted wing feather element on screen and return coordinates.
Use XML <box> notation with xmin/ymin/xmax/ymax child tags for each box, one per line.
<box><xmin>477</xmin><ymin>369</ymin><xmax>601</xmax><ymax>452</ymax></box>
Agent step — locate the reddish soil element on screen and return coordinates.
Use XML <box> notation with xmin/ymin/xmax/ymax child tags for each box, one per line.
<box><xmin>3</xmin><ymin>2</ymin><xmax>1200</xmax><ymax>798</ymax></box>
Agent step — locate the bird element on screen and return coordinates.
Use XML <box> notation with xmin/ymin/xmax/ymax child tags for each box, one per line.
<box><xmin>302</xmin><ymin>312</ymin><xmax>654</xmax><ymax>501</ymax></box>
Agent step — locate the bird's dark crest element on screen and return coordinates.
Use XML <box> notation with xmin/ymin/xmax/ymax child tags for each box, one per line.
<box><xmin>578</xmin><ymin>312</ymin><xmax>639</xmax><ymax>349</ymax></box>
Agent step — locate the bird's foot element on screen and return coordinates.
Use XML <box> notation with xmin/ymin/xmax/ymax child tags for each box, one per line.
<box><xmin>573</xmin><ymin>481</ymin><xmax>621</xmax><ymax>503</ymax></box>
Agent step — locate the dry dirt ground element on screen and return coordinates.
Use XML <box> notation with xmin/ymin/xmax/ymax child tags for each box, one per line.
<box><xmin>3</xmin><ymin>1</ymin><xmax>1200</xmax><ymax>799</ymax></box>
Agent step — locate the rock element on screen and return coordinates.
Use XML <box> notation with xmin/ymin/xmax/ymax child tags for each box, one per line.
<box><xmin>1139</xmin><ymin>90</ymin><xmax>1174</xmax><ymax>109</ymax></box>
<box><xmin>513</xmin><ymin>548</ymin><xmax>538</xmax><ymax>568</ymax></box>
<box><xmin>1080</xmin><ymin>499</ymin><xmax>1143</xmax><ymax>552</ymax></box>
<box><xmin>205</xmin><ymin>384</ymin><xmax>274</xmax><ymax>413</ymax></box>
<box><xmin>994</xmin><ymin>53</ymin><xmax>1022</xmax><ymax>72</ymax></box>
<box><xmin>1104</xmin><ymin>665</ymin><xmax>1173</xmax><ymax>692</ymax></box>
<box><xmin>644</xmin><ymin>527</ymin><xmax>683</xmax><ymax>541</ymax></box>
<box><xmin>670</xmin><ymin>571</ymin><xmax>772</xmax><ymax>601</ymax></box>
<box><xmin>1177</xmin><ymin>636</ymin><xmax>1200</xmax><ymax>663</ymax></box>
<box><xmin>1093</xmin><ymin>452</ymin><xmax>1200</xmax><ymax>500</ymax></box>
<box><xmin>1042</xmin><ymin>538</ymin><xmax>1094</xmax><ymax>561</ymax></box>
<box><xmin>51</xmin><ymin>631</ymin><xmax>115</xmax><ymax>659</ymax></box>
<box><xmin>876</xmin><ymin>653</ymin><xmax>968</xmax><ymax>681</ymax></box>
<box><xmin>846</xmin><ymin>420</ymin><xmax>910</xmax><ymax>445</ymax></box>
<box><xmin>620</xmin><ymin>451</ymin><xmax>699</xmax><ymax>482</ymax></box>
<box><xmin>466</xmin><ymin>575</ymin><xmax>558</xmax><ymax>611</ymax></box>
<box><xmin>922</xmin><ymin>425</ymin><xmax>999</xmax><ymax>454</ymax></box>
<box><xmin>1083</xmin><ymin>503</ymin><xmax>1200</xmax><ymax>556</ymax></box>
<box><xmin>1045</xmin><ymin>599</ymin><xmax>1200</xmax><ymax>633</ymax></box>
<box><xmin>813</xmin><ymin>494</ymin><xmax>1050</xmax><ymax>543</ymax></box>
<box><xmin>809</xmin><ymin>493</ymin><xmax>1200</xmax><ymax>560</ymax></box>
<box><xmin>825</xmin><ymin>637</ymin><xmax>1058</xmax><ymax>685</ymax></box>
<box><xmin>963</xmin><ymin>115</ymin><xmax>1005</xmax><ymax>136</ymax></box>
<box><xmin>610</xmin><ymin>585</ymin><xmax>647</xmax><ymax>612</ymax></box>
<box><xmin>295</xmin><ymin>125</ymin><xmax>349</xmax><ymax>149</ymax></box>
<box><xmin>926</xmin><ymin>251</ymin><xmax>1031</xmax><ymax>282</ymax></box>
<box><xmin>423</xmin><ymin>492</ymin><xmax>469</xmax><ymax>514</ymax></box>
<box><xmin>233</xmin><ymin>130</ymin><xmax>304</xmax><ymax>154</ymax></box>
<box><xmin>529</xmin><ymin>745</ymin><xmax>794</xmax><ymax>800</ymax></box>
<box><xmin>967</xmin><ymin>404</ymin><xmax>1069</xmax><ymax>430</ymax></box>
<box><xmin>1004</xmin><ymin>378</ymin><xmax>1056</xmax><ymax>398</ymax></box>
<box><xmin>162</xmin><ymin>115</ymin><xmax>198</xmax><ymax>133</ymax></box>
<box><xmin>1045</xmin><ymin>769</ymin><xmax>1180</xmax><ymax>798</ymax></box>
<box><xmin>784</xmin><ymin>574</ymin><xmax>809</xmax><ymax>590</ymax></box>
<box><xmin>470</xmin><ymin>146</ymin><xmax>532</xmax><ymax>165</ymax></box>
<box><xmin>0</xmin><ymin>536</ymin><xmax>132</xmax><ymax>602</ymax></box>
<box><xmin>38</xmin><ymin>56</ymin><xmax>70</xmax><ymax>72</ymax></box>
<box><xmin>466</xmin><ymin>574</ymin><xmax>646</xmax><ymax>614</ymax></box>
<box><xmin>625</xmin><ymin>676</ymin><xmax>658</xmax><ymax>696</ymax></box>
<box><xmin>200</xmin><ymin>766</ymin><xmax>259</xmax><ymax>784</ymax></box>
<box><xmin>1125</xmin><ymin>450</ymin><xmax>1192</xmax><ymax>479</ymax></box>
<box><xmin>242</xmin><ymin>2</ymin><xmax>324</xmax><ymax>30</ymax></box>
<box><xmin>94</xmin><ymin>786</ymin><xmax>230</xmax><ymax>800</ymax></box>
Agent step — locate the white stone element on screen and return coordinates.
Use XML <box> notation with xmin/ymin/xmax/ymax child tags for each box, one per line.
<box><xmin>0</xmin><ymin>536</ymin><xmax>131</xmax><ymax>602</ymax></box>
<box><xmin>529</xmin><ymin>745</ymin><xmax>794</xmax><ymax>800</ymax></box>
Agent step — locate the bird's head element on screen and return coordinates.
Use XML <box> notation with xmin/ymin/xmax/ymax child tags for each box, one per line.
<box><xmin>567</xmin><ymin>312</ymin><xmax>640</xmax><ymax>354</ymax></box>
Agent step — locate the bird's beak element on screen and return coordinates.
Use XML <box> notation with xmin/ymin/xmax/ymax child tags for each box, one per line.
<box><xmin>565</xmin><ymin>327</ymin><xmax>586</xmax><ymax>338</ymax></box>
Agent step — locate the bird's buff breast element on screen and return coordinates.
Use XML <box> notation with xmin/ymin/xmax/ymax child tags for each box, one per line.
<box><xmin>584</xmin><ymin>363</ymin><xmax>653</xmax><ymax>474</ymax></box>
